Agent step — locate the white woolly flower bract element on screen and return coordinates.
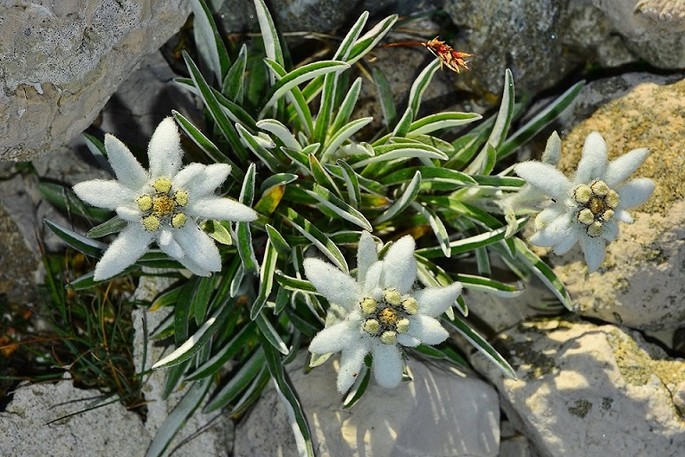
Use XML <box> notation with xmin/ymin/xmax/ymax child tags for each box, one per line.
<box><xmin>73</xmin><ymin>117</ymin><xmax>258</xmax><ymax>281</ymax></box>
<box><xmin>304</xmin><ymin>231</ymin><xmax>462</xmax><ymax>393</ymax></box>
<box><xmin>514</xmin><ymin>131</ymin><xmax>655</xmax><ymax>272</ymax></box>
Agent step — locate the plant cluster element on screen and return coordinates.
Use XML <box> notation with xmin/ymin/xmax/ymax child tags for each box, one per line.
<box><xmin>43</xmin><ymin>0</ymin><xmax>654</xmax><ymax>455</ymax></box>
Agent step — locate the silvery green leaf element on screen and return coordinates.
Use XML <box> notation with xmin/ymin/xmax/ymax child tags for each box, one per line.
<box><xmin>256</xmin><ymin>312</ymin><xmax>289</xmax><ymax>355</ymax></box>
<box><xmin>304</xmin><ymin>184</ymin><xmax>373</xmax><ymax>231</ymax></box>
<box><xmin>186</xmin><ymin>321</ymin><xmax>258</xmax><ymax>381</ymax></box>
<box><xmin>412</xmin><ymin>202</ymin><xmax>450</xmax><ymax>257</ymax></box>
<box><xmin>456</xmin><ymin>273</ymin><xmax>524</xmax><ymax>297</ymax></box>
<box><xmin>466</xmin><ymin>69</ymin><xmax>514</xmax><ymax>174</ymax></box>
<box><xmin>236</xmin><ymin>123</ymin><xmax>281</xmax><ymax>171</ymax></box>
<box><xmin>253</xmin><ymin>0</ymin><xmax>284</xmax><ymax>82</ymax></box>
<box><xmin>257</xmin><ymin>119</ymin><xmax>301</xmax><ymax>151</ymax></box>
<box><xmin>320</xmin><ymin>116</ymin><xmax>373</xmax><ymax>162</ymax></box>
<box><xmin>330</xmin><ymin>77</ymin><xmax>363</xmax><ymax>134</ymax></box>
<box><xmin>373</xmin><ymin>170</ymin><xmax>421</xmax><ymax>224</ymax></box>
<box><xmin>264</xmin><ymin>59</ymin><xmax>315</xmax><ymax>135</ymax></box>
<box><xmin>308</xmin><ymin>153</ymin><xmax>342</xmax><ymax>197</ymax></box>
<box><xmin>265</xmin><ymin>224</ymin><xmax>291</xmax><ymax>255</ymax></box>
<box><xmin>204</xmin><ymin>349</ymin><xmax>266</xmax><ymax>413</ymax></box>
<box><xmin>44</xmin><ymin>219</ymin><xmax>107</xmax><ymax>258</ymax></box>
<box><xmin>191</xmin><ymin>0</ymin><xmax>230</xmax><ymax>83</ymax></box>
<box><xmin>409</xmin><ymin>112</ymin><xmax>482</xmax><ymax>136</ymax></box>
<box><xmin>223</xmin><ymin>43</ymin><xmax>248</xmax><ymax>102</ymax></box>
<box><xmin>354</xmin><ymin>143</ymin><xmax>448</xmax><ymax>168</ymax></box>
<box><xmin>348</xmin><ymin>14</ymin><xmax>398</xmax><ymax>64</ymax></box>
<box><xmin>498</xmin><ymin>80</ymin><xmax>584</xmax><ymax>161</ymax></box>
<box><xmin>260</xmin><ymin>173</ymin><xmax>298</xmax><ymax>193</ymax></box>
<box><xmin>250</xmin><ymin>238</ymin><xmax>280</xmax><ymax>319</ymax></box>
<box><xmin>407</xmin><ymin>59</ymin><xmax>441</xmax><ymax>119</ymax></box>
<box><xmin>337</xmin><ymin>159</ymin><xmax>361</xmax><ymax>208</ymax></box>
<box><xmin>371</xmin><ymin>67</ymin><xmax>397</xmax><ymax>128</ymax></box>
<box><xmin>86</xmin><ymin>216</ymin><xmax>128</xmax><ymax>239</ymax></box>
<box><xmin>237</xmin><ymin>164</ymin><xmax>258</xmax><ymax>272</ymax></box>
<box><xmin>260</xmin><ymin>59</ymin><xmax>350</xmax><ymax>116</ymax></box>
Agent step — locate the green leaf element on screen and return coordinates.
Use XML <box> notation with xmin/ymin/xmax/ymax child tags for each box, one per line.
<box><xmin>355</xmin><ymin>143</ymin><xmax>448</xmax><ymax>169</ymax></box>
<box><xmin>172</xmin><ymin>111</ymin><xmax>244</xmax><ymax>180</ymax></box>
<box><xmin>86</xmin><ymin>216</ymin><xmax>127</xmax><ymax>239</ymax></box>
<box><xmin>373</xmin><ymin>170</ymin><xmax>421</xmax><ymax>224</ymax></box>
<box><xmin>511</xmin><ymin>237</ymin><xmax>573</xmax><ymax>310</ymax></box>
<box><xmin>253</xmin><ymin>0</ymin><xmax>284</xmax><ymax>78</ymax></box>
<box><xmin>443</xmin><ymin>315</ymin><xmax>516</xmax><ymax>379</ymax></box>
<box><xmin>342</xmin><ymin>363</ymin><xmax>371</xmax><ymax>408</ymax></box>
<box><xmin>257</xmin><ymin>119</ymin><xmax>301</xmax><ymax>151</ymax></box>
<box><xmin>336</xmin><ymin>159</ymin><xmax>361</xmax><ymax>209</ymax></box>
<box><xmin>235</xmin><ymin>123</ymin><xmax>282</xmax><ymax>171</ymax></box>
<box><xmin>186</xmin><ymin>321</ymin><xmax>257</xmax><ymax>381</ymax></box>
<box><xmin>204</xmin><ymin>349</ymin><xmax>266</xmax><ymax>413</ymax></box>
<box><xmin>260</xmin><ymin>172</ymin><xmax>299</xmax><ymax>193</ymax></box>
<box><xmin>250</xmin><ymin>238</ymin><xmax>280</xmax><ymax>319</ymax></box>
<box><xmin>190</xmin><ymin>0</ymin><xmax>230</xmax><ymax>83</ymax></box>
<box><xmin>380</xmin><ymin>166</ymin><xmax>476</xmax><ymax>188</ymax></box>
<box><xmin>409</xmin><ymin>112</ymin><xmax>482</xmax><ymax>136</ymax></box>
<box><xmin>255</xmin><ymin>312</ymin><xmax>289</xmax><ymax>355</ymax></box>
<box><xmin>303</xmin><ymin>184</ymin><xmax>372</xmax><ymax>231</ymax></box>
<box><xmin>412</xmin><ymin>203</ymin><xmax>451</xmax><ymax>257</ymax></box>
<box><xmin>83</xmin><ymin>132</ymin><xmax>107</xmax><ymax>158</ymax></box>
<box><xmin>274</xmin><ymin>272</ymin><xmax>317</xmax><ymax>293</ymax></box>
<box><xmin>205</xmin><ymin>220</ymin><xmax>233</xmax><ymax>245</ymax></box>
<box><xmin>282</xmin><ymin>208</ymin><xmax>349</xmax><ymax>273</ymax></box>
<box><xmin>320</xmin><ymin>117</ymin><xmax>373</xmax><ymax>163</ymax></box>
<box><xmin>44</xmin><ymin>219</ymin><xmax>106</xmax><ymax>259</ymax></box>
<box><xmin>466</xmin><ymin>69</ymin><xmax>514</xmax><ymax>174</ymax></box>
<box><xmin>308</xmin><ymin>153</ymin><xmax>342</xmax><ymax>197</ymax></box>
<box><xmin>182</xmin><ymin>51</ymin><xmax>248</xmax><ymax>163</ymax></box>
<box><xmin>265</xmin><ymin>224</ymin><xmax>291</xmax><ymax>255</ymax></box>
<box><xmin>145</xmin><ymin>378</ymin><xmax>211</xmax><ymax>457</ymax></box>
<box><xmin>456</xmin><ymin>273</ymin><xmax>524</xmax><ymax>297</ymax></box>
<box><xmin>371</xmin><ymin>68</ymin><xmax>397</xmax><ymax>128</ymax></box>
<box><xmin>261</xmin><ymin>337</ymin><xmax>314</xmax><ymax>457</ymax></box>
<box><xmin>263</xmin><ymin>59</ymin><xmax>315</xmax><ymax>135</ymax></box>
<box><xmin>407</xmin><ymin>59</ymin><xmax>441</xmax><ymax>119</ymax></box>
<box><xmin>416</xmin><ymin>218</ymin><xmax>527</xmax><ymax>258</ymax></box>
<box><xmin>260</xmin><ymin>59</ymin><xmax>350</xmax><ymax>116</ymax></box>
<box><xmin>237</xmin><ymin>164</ymin><xmax>258</xmax><ymax>272</ymax></box>
<box><xmin>330</xmin><ymin>77</ymin><xmax>364</xmax><ymax>134</ymax></box>
<box><xmin>223</xmin><ymin>44</ymin><xmax>248</xmax><ymax>102</ymax></box>
<box><xmin>151</xmin><ymin>307</ymin><xmax>224</xmax><ymax>369</ymax></box>
<box><xmin>347</xmin><ymin>14</ymin><xmax>398</xmax><ymax>64</ymax></box>
<box><xmin>498</xmin><ymin>80</ymin><xmax>585</xmax><ymax>160</ymax></box>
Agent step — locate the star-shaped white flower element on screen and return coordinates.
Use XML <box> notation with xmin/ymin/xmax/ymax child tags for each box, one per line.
<box><xmin>514</xmin><ymin>131</ymin><xmax>655</xmax><ymax>272</ymax></box>
<box><xmin>304</xmin><ymin>232</ymin><xmax>462</xmax><ymax>393</ymax></box>
<box><xmin>73</xmin><ymin>118</ymin><xmax>257</xmax><ymax>281</ymax></box>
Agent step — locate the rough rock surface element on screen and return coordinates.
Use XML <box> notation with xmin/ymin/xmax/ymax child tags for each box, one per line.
<box><xmin>472</xmin><ymin>319</ymin><xmax>685</xmax><ymax>457</ymax></box>
<box><xmin>543</xmin><ymin>74</ymin><xmax>685</xmax><ymax>330</ymax></box>
<box><xmin>234</xmin><ymin>354</ymin><xmax>500</xmax><ymax>457</ymax></box>
<box><xmin>0</xmin><ymin>0</ymin><xmax>190</xmax><ymax>161</ymax></box>
<box><xmin>593</xmin><ymin>0</ymin><xmax>685</xmax><ymax>68</ymax></box>
<box><xmin>0</xmin><ymin>378</ymin><xmax>150</xmax><ymax>457</ymax></box>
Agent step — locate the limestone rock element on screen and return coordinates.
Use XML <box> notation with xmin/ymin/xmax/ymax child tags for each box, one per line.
<box><xmin>234</xmin><ymin>354</ymin><xmax>500</xmax><ymax>457</ymax></box>
<box><xmin>0</xmin><ymin>0</ymin><xmax>191</xmax><ymax>161</ymax></box>
<box><xmin>0</xmin><ymin>378</ymin><xmax>151</xmax><ymax>457</ymax></box>
<box><xmin>471</xmin><ymin>319</ymin><xmax>685</xmax><ymax>457</ymax></box>
<box><xmin>594</xmin><ymin>0</ymin><xmax>685</xmax><ymax>67</ymax></box>
<box><xmin>544</xmin><ymin>74</ymin><xmax>685</xmax><ymax>330</ymax></box>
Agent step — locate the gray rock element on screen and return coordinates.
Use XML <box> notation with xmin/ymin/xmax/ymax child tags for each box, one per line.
<box><xmin>471</xmin><ymin>319</ymin><xmax>685</xmax><ymax>457</ymax></box>
<box><xmin>132</xmin><ymin>275</ymin><xmax>234</xmax><ymax>457</ymax></box>
<box><xmin>593</xmin><ymin>0</ymin><xmax>685</xmax><ymax>68</ymax></box>
<box><xmin>0</xmin><ymin>0</ymin><xmax>191</xmax><ymax>161</ymax></box>
<box><xmin>542</xmin><ymin>73</ymin><xmax>685</xmax><ymax>331</ymax></box>
<box><xmin>0</xmin><ymin>378</ymin><xmax>150</xmax><ymax>457</ymax></box>
<box><xmin>234</xmin><ymin>353</ymin><xmax>500</xmax><ymax>457</ymax></box>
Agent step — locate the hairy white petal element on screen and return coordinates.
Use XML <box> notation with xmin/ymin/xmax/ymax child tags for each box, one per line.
<box><xmin>408</xmin><ymin>315</ymin><xmax>449</xmax><ymax>345</ymax></box>
<box><xmin>184</xmin><ymin>163</ymin><xmax>232</xmax><ymax>197</ymax></box>
<box><xmin>337</xmin><ymin>342</ymin><xmax>369</xmax><ymax>393</ymax></box>
<box><xmin>172</xmin><ymin>163</ymin><xmax>205</xmax><ymax>189</ymax></box>
<box><xmin>615</xmin><ymin>209</ymin><xmax>634</xmax><ymax>224</ymax></box>
<box><xmin>535</xmin><ymin>205</ymin><xmax>566</xmax><ymax>228</ymax></box>
<box><xmin>158</xmin><ymin>231</ymin><xmax>184</xmax><ymax>259</ymax></box>
<box><xmin>580</xmin><ymin>236</ymin><xmax>606</xmax><ymax>272</ymax></box>
<box><xmin>73</xmin><ymin>180</ymin><xmax>136</xmax><ymax>209</ymax></box>
<box><xmin>94</xmin><ymin>225</ymin><xmax>154</xmax><ymax>280</ymax></box>
<box><xmin>187</xmin><ymin>197</ymin><xmax>257</xmax><ymax>222</ymax></box>
<box><xmin>414</xmin><ymin>282</ymin><xmax>463</xmax><ymax>317</ymax></box>
<box><xmin>397</xmin><ymin>334</ymin><xmax>421</xmax><ymax>347</ymax></box>
<box><xmin>515</xmin><ymin>162</ymin><xmax>572</xmax><ymax>201</ymax></box>
<box><xmin>116</xmin><ymin>206</ymin><xmax>141</xmax><ymax>222</ymax></box>
<box><xmin>551</xmin><ymin>229</ymin><xmax>580</xmax><ymax>255</ymax></box>
<box><xmin>148</xmin><ymin>117</ymin><xmax>183</xmax><ymax>178</ymax></box>
<box><xmin>309</xmin><ymin>321</ymin><xmax>358</xmax><ymax>355</ymax></box>
<box><xmin>381</xmin><ymin>235</ymin><xmax>417</xmax><ymax>294</ymax></box>
<box><xmin>604</xmin><ymin>148</ymin><xmax>650</xmax><ymax>187</ymax></box>
<box><xmin>601</xmin><ymin>220</ymin><xmax>619</xmax><ymax>242</ymax></box>
<box><xmin>303</xmin><ymin>259</ymin><xmax>361</xmax><ymax>309</ymax></box>
<box><xmin>529</xmin><ymin>213</ymin><xmax>575</xmax><ymax>247</ymax></box>
<box><xmin>372</xmin><ymin>343</ymin><xmax>403</xmax><ymax>388</ymax></box>
<box><xmin>617</xmin><ymin>178</ymin><xmax>656</xmax><ymax>209</ymax></box>
<box><xmin>575</xmin><ymin>132</ymin><xmax>608</xmax><ymax>183</ymax></box>
<box><xmin>173</xmin><ymin>222</ymin><xmax>222</xmax><ymax>273</ymax></box>
<box><xmin>363</xmin><ymin>261</ymin><xmax>383</xmax><ymax>295</ymax></box>
<box><xmin>105</xmin><ymin>134</ymin><xmax>148</xmax><ymax>188</ymax></box>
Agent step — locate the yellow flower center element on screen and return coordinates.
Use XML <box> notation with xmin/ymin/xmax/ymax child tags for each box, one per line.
<box><xmin>573</xmin><ymin>180</ymin><xmax>619</xmax><ymax>237</ymax></box>
<box><xmin>359</xmin><ymin>288</ymin><xmax>417</xmax><ymax>344</ymax></box>
<box><xmin>136</xmin><ymin>177</ymin><xmax>190</xmax><ymax>232</ymax></box>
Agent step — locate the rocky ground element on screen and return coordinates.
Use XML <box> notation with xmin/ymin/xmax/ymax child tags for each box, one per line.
<box><xmin>1</xmin><ymin>1</ymin><xmax>684</xmax><ymax>456</ymax></box>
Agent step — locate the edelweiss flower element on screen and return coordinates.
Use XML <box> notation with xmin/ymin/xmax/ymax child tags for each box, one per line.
<box><xmin>514</xmin><ymin>131</ymin><xmax>655</xmax><ymax>272</ymax></box>
<box><xmin>73</xmin><ymin>118</ymin><xmax>257</xmax><ymax>281</ymax></box>
<box><xmin>304</xmin><ymin>232</ymin><xmax>462</xmax><ymax>392</ymax></box>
